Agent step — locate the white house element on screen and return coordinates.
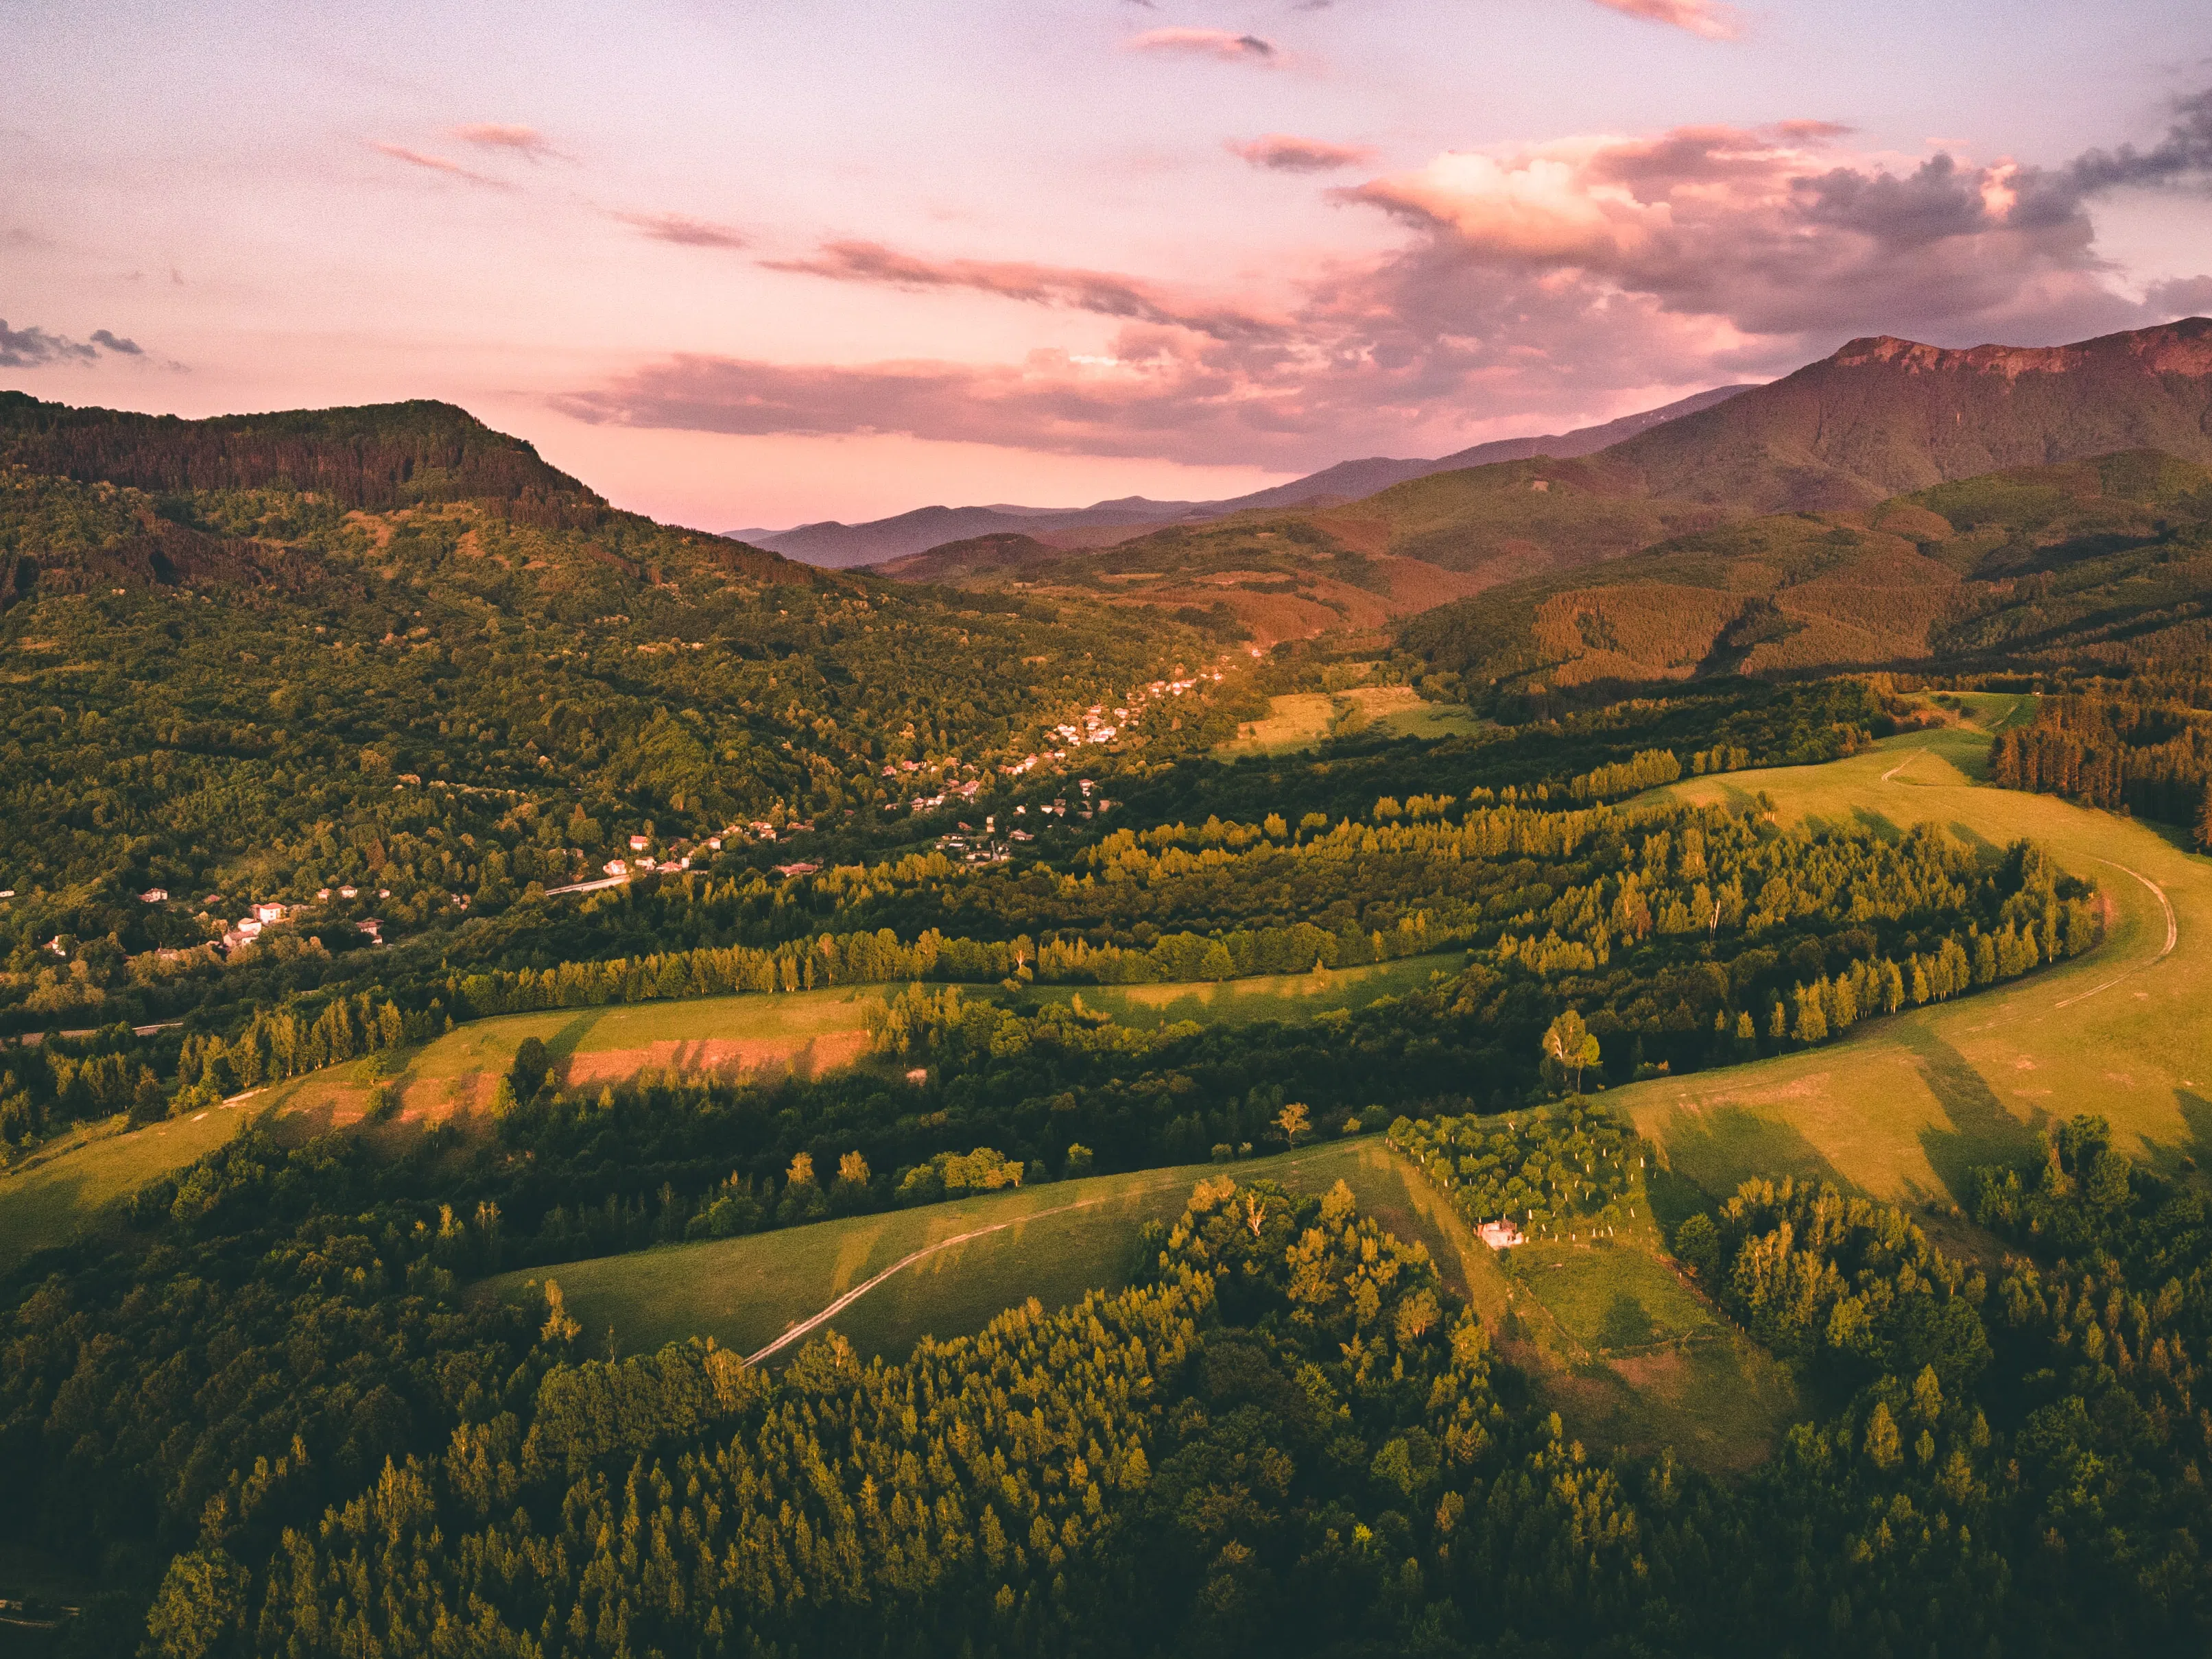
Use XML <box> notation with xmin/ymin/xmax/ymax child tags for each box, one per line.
<box><xmin>338</xmin><ymin>885</ymin><xmax>358</xmax><ymax>899</ymax></box>
<box><xmin>1477</xmin><ymin>1220</ymin><xmax>1525</xmax><ymax>1250</ymax></box>
<box><xmin>139</xmin><ymin>887</ymin><xmax>169</xmax><ymax>903</ymax></box>
<box><xmin>604</xmin><ymin>859</ymin><xmax>629</xmax><ymax>876</ymax></box>
<box><xmin>628</xmin><ymin>835</ymin><xmax>652</xmax><ymax>851</ymax></box>
<box><xmin>254</xmin><ymin>903</ymin><xmax>285</xmax><ymax>924</ymax></box>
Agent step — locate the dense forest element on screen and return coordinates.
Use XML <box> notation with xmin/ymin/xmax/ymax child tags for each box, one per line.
<box><xmin>1989</xmin><ymin>667</ymin><xmax>2212</xmax><ymax>843</ymax></box>
<box><xmin>12</xmin><ymin>1112</ymin><xmax>2204</xmax><ymax>1656</ymax></box>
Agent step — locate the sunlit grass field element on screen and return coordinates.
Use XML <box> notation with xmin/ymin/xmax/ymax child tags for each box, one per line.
<box><xmin>0</xmin><ymin>1098</ymin><xmax>252</xmax><ymax>1274</ymax></box>
<box><xmin>1619</xmin><ymin>703</ymin><xmax>2212</xmax><ymax>1208</ymax></box>
<box><xmin>1213</xmin><ymin>687</ymin><xmax>1486</xmax><ymax>760</ymax></box>
<box><xmin>1026</xmin><ymin>951</ymin><xmax>1460</xmax><ymax>1029</ymax></box>
<box><xmin>477</xmin><ymin>1136</ymin><xmax>1450</xmax><ymax>1363</ymax></box>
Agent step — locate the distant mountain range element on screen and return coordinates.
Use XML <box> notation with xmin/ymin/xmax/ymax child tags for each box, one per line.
<box><xmin>727</xmin><ymin>385</ymin><xmax>1755</xmax><ymax>567</ymax></box>
<box><xmin>853</xmin><ymin>317</ymin><xmax>2212</xmax><ymax>654</ymax></box>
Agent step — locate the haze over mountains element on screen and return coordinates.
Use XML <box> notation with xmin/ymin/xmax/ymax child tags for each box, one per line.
<box><xmin>730</xmin><ymin>385</ymin><xmax>1755</xmax><ymax>567</ymax></box>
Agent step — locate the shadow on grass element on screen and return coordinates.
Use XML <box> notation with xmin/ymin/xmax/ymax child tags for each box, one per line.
<box><xmin>1899</xmin><ymin>1025</ymin><xmax>2043</xmax><ymax>1202</ymax></box>
<box><xmin>1654</xmin><ymin>1103</ymin><xmax>1849</xmax><ymax>1202</ymax></box>
<box><xmin>1849</xmin><ymin>805</ymin><xmax>1904</xmax><ymax>842</ymax></box>
<box><xmin>547</xmin><ymin>1010</ymin><xmax>613</xmax><ymax>1078</ymax></box>
<box><xmin>2147</xmin><ymin>1088</ymin><xmax>2212</xmax><ymax>1184</ymax></box>
<box><xmin>1645</xmin><ymin>1162</ymin><xmax>1714</xmax><ymax>1232</ymax></box>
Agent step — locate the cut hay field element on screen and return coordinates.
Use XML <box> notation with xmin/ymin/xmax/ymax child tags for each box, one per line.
<box><xmin>1619</xmin><ymin>708</ymin><xmax>2212</xmax><ymax>1211</ymax></box>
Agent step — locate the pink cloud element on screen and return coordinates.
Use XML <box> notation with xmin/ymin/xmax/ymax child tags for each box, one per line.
<box><xmin>616</xmin><ymin>211</ymin><xmax>749</xmax><ymax>249</ymax></box>
<box><xmin>368</xmin><ymin>141</ymin><xmax>512</xmax><ymax>189</ymax></box>
<box><xmin>453</xmin><ymin>123</ymin><xmax>566</xmax><ymax>162</ymax></box>
<box><xmin>1586</xmin><ymin>0</ymin><xmax>1740</xmax><ymax>40</ymax></box>
<box><xmin>762</xmin><ymin>239</ymin><xmax>1285</xmax><ymax>340</ymax></box>
<box><xmin>1228</xmin><ymin>134</ymin><xmax>1379</xmax><ymax>173</ymax></box>
<box><xmin>1127</xmin><ymin>27</ymin><xmax>1279</xmax><ymax>64</ymax></box>
<box><xmin>560</xmin><ymin>97</ymin><xmax>2212</xmax><ymax>471</ymax></box>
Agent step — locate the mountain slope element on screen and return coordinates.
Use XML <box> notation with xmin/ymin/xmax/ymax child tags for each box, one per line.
<box><xmin>1400</xmin><ymin>448</ymin><xmax>2212</xmax><ymax>702</ymax></box>
<box><xmin>1603</xmin><ymin>318</ymin><xmax>2212</xmax><ymax>512</ymax></box>
<box><xmin>738</xmin><ymin>385</ymin><xmax>1755</xmax><ymax>566</ymax></box>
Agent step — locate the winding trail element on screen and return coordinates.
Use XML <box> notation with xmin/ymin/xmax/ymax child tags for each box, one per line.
<box><xmin>744</xmin><ymin>1197</ymin><xmax>1103</xmax><ymax>1365</ymax></box>
<box><xmin>2053</xmin><ymin>858</ymin><xmax>2178</xmax><ymax>1009</ymax></box>
<box><xmin>1879</xmin><ymin>750</ymin><xmax>1925</xmax><ymax>783</ymax></box>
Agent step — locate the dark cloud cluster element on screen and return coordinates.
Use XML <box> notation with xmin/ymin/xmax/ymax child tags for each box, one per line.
<box><xmin>0</xmin><ymin>320</ymin><xmax>144</xmax><ymax>369</ymax></box>
<box><xmin>558</xmin><ymin>91</ymin><xmax>2212</xmax><ymax>470</ymax></box>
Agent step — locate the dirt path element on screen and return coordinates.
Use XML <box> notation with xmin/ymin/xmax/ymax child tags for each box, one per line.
<box><xmin>745</xmin><ymin>1197</ymin><xmax>1103</xmax><ymax>1365</ymax></box>
<box><xmin>2054</xmin><ymin>858</ymin><xmax>2178</xmax><ymax>1009</ymax></box>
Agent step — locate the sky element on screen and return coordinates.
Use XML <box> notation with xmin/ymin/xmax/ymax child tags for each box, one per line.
<box><xmin>3</xmin><ymin>0</ymin><xmax>2211</xmax><ymax>530</ymax></box>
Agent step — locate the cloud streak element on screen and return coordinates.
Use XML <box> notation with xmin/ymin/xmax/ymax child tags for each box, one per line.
<box><xmin>1229</xmin><ymin>134</ymin><xmax>1378</xmax><ymax>172</ymax></box>
<box><xmin>616</xmin><ymin>211</ymin><xmax>750</xmax><ymax>249</ymax></box>
<box><xmin>368</xmin><ymin>141</ymin><xmax>514</xmax><ymax>189</ymax></box>
<box><xmin>1127</xmin><ymin>27</ymin><xmax>1279</xmax><ymax>64</ymax></box>
<box><xmin>558</xmin><ymin>92</ymin><xmax>2212</xmax><ymax>471</ymax></box>
<box><xmin>1586</xmin><ymin>0</ymin><xmax>1740</xmax><ymax>40</ymax></box>
<box><xmin>453</xmin><ymin>122</ymin><xmax>567</xmax><ymax>162</ymax></box>
<box><xmin>761</xmin><ymin>239</ymin><xmax>1286</xmax><ymax>340</ymax></box>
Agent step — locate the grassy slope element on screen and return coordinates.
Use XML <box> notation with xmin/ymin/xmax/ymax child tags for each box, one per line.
<box><xmin>1617</xmin><ymin>703</ymin><xmax>2212</xmax><ymax>1211</ymax></box>
<box><xmin>1025</xmin><ymin>951</ymin><xmax>1460</xmax><ymax>1030</ymax></box>
<box><xmin>478</xmin><ymin>1136</ymin><xmax>1460</xmax><ymax>1363</ymax></box>
<box><xmin>0</xmin><ymin>959</ymin><xmax>1449</xmax><ymax>1270</ymax></box>
<box><xmin>0</xmin><ymin>1097</ymin><xmax>254</xmax><ymax>1274</ymax></box>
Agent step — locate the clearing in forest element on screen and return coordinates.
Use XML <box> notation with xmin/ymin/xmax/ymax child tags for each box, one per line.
<box><xmin>1025</xmin><ymin>951</ymin><xmax>1459</xmax><ymax>1029</ymax></box>
<box><xmin>1213</xmin><ymin>687</ymin><xmax>1486</xmax><ymax>760</ymax></box>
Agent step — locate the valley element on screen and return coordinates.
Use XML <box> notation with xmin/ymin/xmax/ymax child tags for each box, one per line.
<box><xmin>8</xmin><ymin>317</ymin><xmax>2212</xmax><ymax>1656</ymax></box>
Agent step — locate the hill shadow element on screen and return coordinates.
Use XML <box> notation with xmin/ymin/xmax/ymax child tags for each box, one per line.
<box><xmin>1653</xmin><ymin>1103</ymin><xmax>1851</xmax><ymax>1202</ymax></box>
<box><xmin>1897</xmin><ymin>1024</ymin><xmax>2043</xmax><ymax>1202</ymax></box>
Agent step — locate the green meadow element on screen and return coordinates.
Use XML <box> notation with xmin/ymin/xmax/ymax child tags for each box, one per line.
<box><xmin>477</xmin><ymin>1136</ymin><xmax>1460</xmax><ymax>1364</ymax></box>
<box><xmin>0</xmin><ymin>1097</ymin><xmax>252</xmax><ymax>1274</ymax></box>
<box><xmin>1620</xmin><ymin>704</ymin><xmax>2212</xmax><ymax>1207</ymax></box>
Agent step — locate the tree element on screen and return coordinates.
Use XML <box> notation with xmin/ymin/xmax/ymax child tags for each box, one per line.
<box><xmin>2198</xmin><ymin>778</ymin><xmax>2212</xmax><ymax>850</ymax></box>
<box><xmin>1275</xmin><ymin>1101</ymin><xmax>1310</xmax><ymax>1145</ymax></box>
<box><xmin>143</xmin><ymin>1549</ymin><xmax>250</xmax><ymax>1659</ymax></box>
<box><xmin>1541</xmin><ymin>1010</ymin><xmax>1599</xmax><ymax>1094</ymax></box>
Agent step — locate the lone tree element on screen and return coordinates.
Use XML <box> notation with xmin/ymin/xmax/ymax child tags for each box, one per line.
<box><xmin>1542</xmin><ymin>1009</ymin><xmax>1601</xmax><ymax>1095</ymax></box>
<box><xmin>1276</xmin><ymin>1101</ymin><xmax>1311</xmax><ymax>1145</ymax></box>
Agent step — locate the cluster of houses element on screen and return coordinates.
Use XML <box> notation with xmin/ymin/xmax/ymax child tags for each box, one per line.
<box><xmin>999</xmin><ymin>668</ymin><xmax>1222</xmax><ymax>778</ymax></box>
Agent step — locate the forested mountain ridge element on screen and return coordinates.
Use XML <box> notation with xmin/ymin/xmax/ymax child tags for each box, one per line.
<box><xmin>740</xmin><ymin>383</ymin><xmax>1757</xmax><ymax>568</ymax></box>
<box><xmin>853</xmin><ymin>320</ymin><xmax>2212</xmax><ymax>639</ymax></box>
<box><xmin>0</xmin><ymin>405</ymin><xmax>1230</xmax><ymax>1038</ymax></box>
<box><xmin>0</xmin><ymin>392</ymin><xmax>606</xmax><ymax>526</ymax></box>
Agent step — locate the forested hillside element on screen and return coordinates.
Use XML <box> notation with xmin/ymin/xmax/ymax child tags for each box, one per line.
<box><xmin>19</xmin><ymin>1136</ymin><xmax>2204</xmax><ymax>1657</ymax></box>
<box><xmin>1402</xmin><ymin>449</ymin><xmax>2212</xmax><ymax>706</ymax></box>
